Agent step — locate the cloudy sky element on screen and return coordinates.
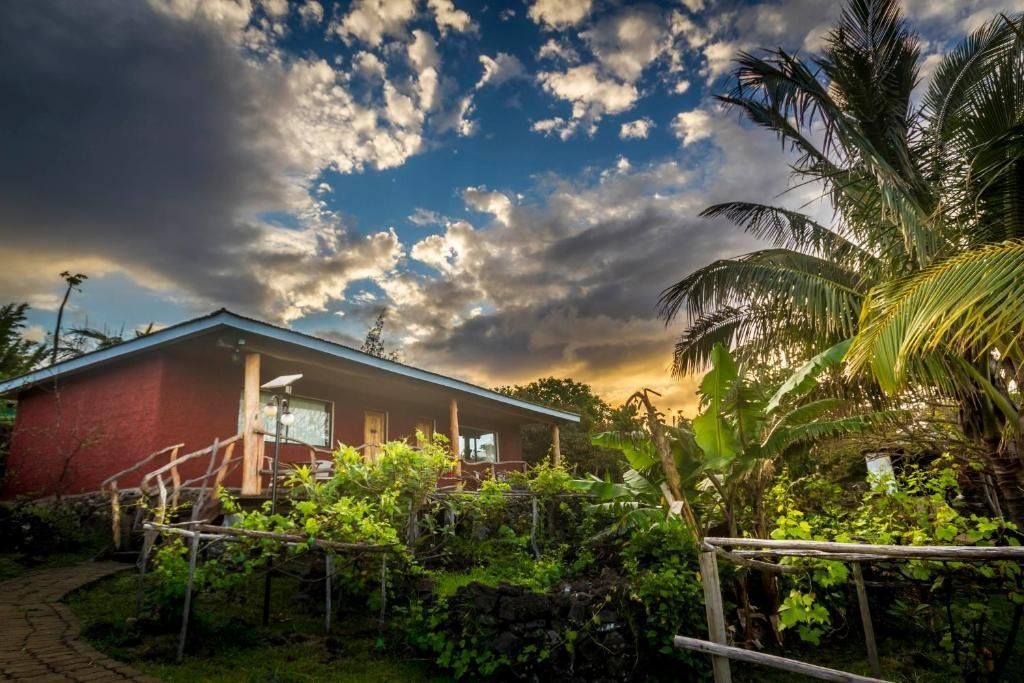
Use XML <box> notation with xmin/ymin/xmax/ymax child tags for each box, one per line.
<box><xmin>0</xmin><ymin>0</ymin><xmax>1018</xmax><ymax>414</ymax></box>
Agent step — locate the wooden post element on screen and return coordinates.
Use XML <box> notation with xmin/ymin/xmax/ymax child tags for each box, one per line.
<box><xmin>551</xmin><ymin>423</ymin><xmax>561</xmax><ymax>467</ymax></box>
<box><xmin>242</xmin><ymin>352</ymin><xmax>262</xmax><ymax>495</ymax></box>
<box><xmin>324</xmin><ymin>553</ymin><xmax>333</xmax><ymax>633</ymax></box>
<box><xmin>449</xmin><ymin>397</ymin><xmax>461</xmax><ymax>477</ymax></box>
<box><xmin>110</xmin><ymin>483</ymin><xmax>121</xmax><ymax>549</ymax></box>
<box><xmin>176</xmin><ymin>528</ymin><xmax>200</xmax><ymax>663</ymax></box>
<box><xmin>699</xmin><ymin>549</ymin><xmax>732</xmax><ymax>683</ymax></box>
<box><xmin>852</xmin><ymin>562</ymin><xmax>882</xmax><ymax>678</ymax></box>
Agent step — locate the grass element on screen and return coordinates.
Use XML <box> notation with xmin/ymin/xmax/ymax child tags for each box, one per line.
<box><xmin>66</xmin><ymin>571</ymin><xmax>449</xmax><ymax>682</ymax></box>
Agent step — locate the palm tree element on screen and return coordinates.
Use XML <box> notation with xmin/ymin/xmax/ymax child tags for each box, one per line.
<box><xmin>0</xmin><ymin>303</ymin><xmax>46</xmax><ymax>381</ymax></box>
<box><xmin>659</xmin><ymin>0</ymin><xmax>1024</xmax><ymax>523</ymax></box>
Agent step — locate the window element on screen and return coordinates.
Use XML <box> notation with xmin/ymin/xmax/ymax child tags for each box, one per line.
<box><xmin>238</xmin><ymin>392</ymin><xmax>332</xmax><ymax>448</ymax></box>
<box><xmin>460</xmin><ymin>426</ymin><xmax>498</xmax><ymax>462</ymax></box>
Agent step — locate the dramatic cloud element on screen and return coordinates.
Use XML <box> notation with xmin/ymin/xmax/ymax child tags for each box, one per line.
<box><xmin>0</xmin><ymin>0</ymin><xmax>475</xmax><ymax>322</ymax></box>
<box><xmin>1</xmin><ymin>0</ymin><xmax>1003</xmax><ymax>414</ymax></box>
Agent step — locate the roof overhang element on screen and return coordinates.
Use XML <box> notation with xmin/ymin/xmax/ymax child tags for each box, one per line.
<box><xmin>0</xmin><ymin>310</ymin><xmax>581</xmax><ymax>424</ymax></box>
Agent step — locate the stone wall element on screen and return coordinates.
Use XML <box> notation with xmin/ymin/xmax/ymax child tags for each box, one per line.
<box><xmin>435</xmin><ymin>572</ymin><xmax>642</xmax><ymax>682</ymax></box>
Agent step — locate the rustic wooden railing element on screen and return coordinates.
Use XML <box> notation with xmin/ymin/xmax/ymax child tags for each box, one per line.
<box><xmin>679</xmin><ymin>537</ymin><xmax>1024</xmax><ymax>683</ymax></box>
<box><xmin>101</xmin><ymin>434</ymin><xmax>242</xmax><ymax>547</ymax></box>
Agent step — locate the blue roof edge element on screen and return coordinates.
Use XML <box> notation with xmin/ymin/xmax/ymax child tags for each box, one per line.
<box><xmin>0</xmin><ymin>310</ymin><xmax>581</xmax><ymax>424</ymax></box>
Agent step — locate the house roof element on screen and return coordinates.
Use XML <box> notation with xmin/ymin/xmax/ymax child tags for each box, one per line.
<box><xmin>0</xmin><ymin>309</ymin><xmax>580</xmax><ymax>423</ymax></box>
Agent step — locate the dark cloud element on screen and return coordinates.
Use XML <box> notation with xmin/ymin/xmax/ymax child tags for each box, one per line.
<box><xmin>0</xmin><ymin>0</ymin><xmax>292</xmax><ymax>311</ymax></box>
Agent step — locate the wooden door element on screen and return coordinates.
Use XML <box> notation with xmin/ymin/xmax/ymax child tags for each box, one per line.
<box><xmin>364</xmin><ymin>410</ymin><xmax>386</xmax><ymax>461</ymax></box>
<box><xmin>415</xmin><ymin>419</ymin><xmax>434</xmax><ymax>447</ymax></box>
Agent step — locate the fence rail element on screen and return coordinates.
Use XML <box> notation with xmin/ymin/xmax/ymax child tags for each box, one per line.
<box><xmin>678</xmin><ymin>537</ymin><xmax>1024</xmax><ymax>683</ymax></box>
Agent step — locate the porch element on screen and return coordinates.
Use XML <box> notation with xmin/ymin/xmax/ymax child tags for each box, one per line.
<box><xmin>166</xmin><ymin>327</ymin><xmax>568</xmax><ymax>496</ymax></box>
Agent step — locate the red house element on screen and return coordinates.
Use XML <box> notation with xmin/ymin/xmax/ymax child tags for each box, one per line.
<box><xmin>0</xmin><ymin>309</ymin><xmax>579</xmax><ymax>499</ymax></box>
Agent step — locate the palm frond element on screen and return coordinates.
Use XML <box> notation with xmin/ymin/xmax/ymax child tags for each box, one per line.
<box><xmin>847</xmin><ymin>240</ymin><xmax>1024</xmax><ymax>391</ymax></box>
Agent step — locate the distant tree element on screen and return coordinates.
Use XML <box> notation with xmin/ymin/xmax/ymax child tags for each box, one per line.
<box><xmin>0</xmin><ymin>303</ymin><xmax>46</xmax><ymax>381</ymax></box>
<box><xmin>50</xmin><ymin>271</ymin><xmax>87</xmax><ymax>365</ymax></box>
<box><xmin>360</xmin><ymin>308</ymin><xmax>401</xmax><ymax>361</ymax></box>
<box><xmin>496</xmin><ymin>377</ymin><xmax>638</xmax><ymax>477</ymax></box>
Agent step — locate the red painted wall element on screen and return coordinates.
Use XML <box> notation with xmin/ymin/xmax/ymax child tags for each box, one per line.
<box><xmin>3</xmin><ymin>341</ymin><xmax>526</xmax><ymax>498</ymax></box>
<box><xmin>4</xmin><ymin>354</ymin><xmax>165</xmax><ymax>497</ymax></box>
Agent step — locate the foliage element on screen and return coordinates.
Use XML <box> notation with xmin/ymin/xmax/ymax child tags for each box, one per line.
<box><xmin>360</xmin><ymin>307</ymin><xmax>401</xmax><ymax>361</ymax></box>
<box><xmin>768</xmin><ymin>456</ymin><xmax>1023</xmax><ymax>675</ymax></box>
<box><xmin>148</xmin><ymin>438</ymin><xmax>451</xmax><ymax>615</ymax></box>
<box><xmin>620</xmin><ymin>517</ymin><xmax>706</xmax><ymax>662</ymax></box>
<box><xmin>0</xmin><ymin>499</ymin><xmax>107</xmax><ymax>558</ymax></box>
<box><xmin>497</xmin><ymin>377</ymin><xmax>635</xmax><ymax>476</ymax></box>
<box><xmin>0</xmin><ymin>303</ymin><xmax>46</xmax><ymax>381</ymax></box>
<box><xmin>657</xmin><ymin>0</ymin><xmax>1024</xmax><ymax>525</ymax></box>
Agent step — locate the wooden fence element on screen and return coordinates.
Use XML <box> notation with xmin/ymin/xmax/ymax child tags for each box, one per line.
<box><xmin>678</xmin><ymin>537</ymin><xmax>1024</xmax><ymax>683</ymax></box>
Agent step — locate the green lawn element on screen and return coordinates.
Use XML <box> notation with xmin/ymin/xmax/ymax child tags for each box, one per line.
<box><xmin>66</xmin><ymin>572</ymin><xmax>449</xmax><ymax>682</ymax></box>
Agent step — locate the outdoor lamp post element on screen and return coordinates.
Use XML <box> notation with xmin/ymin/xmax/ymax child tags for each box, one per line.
<box><xmin>259</xmin><ymin>373</ymin><xmax>302</xmax><ymax>625</ymax></box>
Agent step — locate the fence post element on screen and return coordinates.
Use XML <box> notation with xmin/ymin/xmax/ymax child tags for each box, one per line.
<box><xmin>324</xmin><ymin>553</ymin><xmax>333</xmax><ymax>633</ymax></box>
<box><xmin>699</xmin><ymin>549</ymin><xmax>732</xmax><ymax>683</ymax></box>
<box><xmin>852</xmin><ymin>562</ymin><xmax>882</xmax><ymax>678</ymax></box>
<box><xmin>176</xmin><ymin>528</ymin><xmax>200</xmax><ymax>663</ymax></box>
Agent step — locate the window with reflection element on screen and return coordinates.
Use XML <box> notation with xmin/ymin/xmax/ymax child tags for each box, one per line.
<box><xmin>238</xmin><ymin>392</ymin><xmax>332</xmax><ymax>448</ymax></box>
<box><xmin>460</xmin><ymin>426</ymin><xmax>498</xmax><ymax>462</ymax></box>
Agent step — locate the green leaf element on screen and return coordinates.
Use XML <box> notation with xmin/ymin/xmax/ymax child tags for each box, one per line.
<box><xmin>766</xmin><ymin>338</ymin><xmax>852</xmax><ymax>413</ymax></box>
<box><xmin>693</xmin><ymin>344</ymin><xmax>742</xmax><ymax>468</ymax></box>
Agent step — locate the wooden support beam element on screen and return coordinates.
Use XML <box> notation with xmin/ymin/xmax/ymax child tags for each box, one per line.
<box><xmin>673</xmin><ymin>637</ymin><xmax>886</xmax><ymax>683</ymax></box>
<box><xmin>551</xmin><ymin>423</ymin><xmax>561</xmax><ymax>467</ymax></box>
<box><xmin>704</xmin><ymin>536</ymin><xmax>1024</xmax><ymax>561</ymax></box>
<box><xmin>242</xmin><ymin>352</ymin><xmax>262</xmax><ymax>495</ymax></box>
<box><xmin>698</xmin><ymin>549</ymin><xmax>732</xmax><ymax>683</ymax></box>
<box><xmin>852</xmin><ymin>562</ymin><xmax>882</xmax><ymax>679</ymax></box>
<box><xmin>449</xmin><ymin>397</ymin><xmax>461</xmax><ymax>477</ymax></box>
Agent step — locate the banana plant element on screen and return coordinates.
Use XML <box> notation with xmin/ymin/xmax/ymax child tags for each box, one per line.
<box><xmin>572</xmin><ymin>426</ymin><xmax>704</xmax><ymax>536</ymax></box>
<box><xmin>695</xmin><ymin>341</ymin><xmax>902</xmax><ymax>538</ymax></box>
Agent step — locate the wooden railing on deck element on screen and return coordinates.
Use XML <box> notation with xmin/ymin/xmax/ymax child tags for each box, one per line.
<box><xmin>102</xmin><ymin>434</ymin><xmax>242</xmax><ymax>547</ymax></box>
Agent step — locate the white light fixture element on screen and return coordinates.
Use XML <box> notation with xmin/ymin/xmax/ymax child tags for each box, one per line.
<box><xmin>263</xmin><ymin>402</ymin><xmax>278</xmax><ymax>418</ymax></box>
<box><xmin>280</xmin><ymin>411</ymin><xmax>296</xmax><ymax>426</ymax></box>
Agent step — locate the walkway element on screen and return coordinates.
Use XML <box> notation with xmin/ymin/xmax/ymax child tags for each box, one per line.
<box><xmin>0</xmin><ymin>562</ymin><xmax>156</xmax><ymax>682</ymax></box>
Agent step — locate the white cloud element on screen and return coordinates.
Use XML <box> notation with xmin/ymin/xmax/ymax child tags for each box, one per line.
<box><xmin>476</xmin><ymin>52</ymin><xmax>526</xmax><ymax>89</ymax></box>
<box><xmin>408</xmin><ymin>29</ymin><xmax>440</xmax><ymax>110</ymax></box>
<box><xmin>427</xmin><ymin>0</ymin><xmax>475</xmax><ymax>36</ymax></box>
<box><xmin>538</xmin><ymin>38</ymin><xmax>580</xmax><ymax>63</ymax></box>
<box><xmin>703</xmin><ymin>40</ymin><xmax>747</xmax><ymax>82</ymax></box>
<box><xmin>681</xmin><ymin>0</ymin><xmax>705</xmax><ymax>11</ymax></box>
<box><xmin>259</xmin><ymin>0</ymin><xmax>289</xmax><ymax>19</ymax></box>
<box><xmin>408</xmin><ymin>208</ymin><xmax>443</xmax><ymax>226</ymax></box>
<box><xmin>581</xmin><ymin>5</ymin><xmax>669</xmax><ymax>82</ymax></box>
<box><xmin>298</xmin><ymin>1</ymin><xmax>324</xmax><ymax>26</ymax></box>
<box><xmin>528</xmin><ymin>0</ymin><xmax>592</xmax><ymax>29</ymax></box>
<box><xmin>673</xmin><ymin>79</ymin><xmax>691</xmax><ymax>94</ymax></box>
<box><xmin>672</xmin><ymin>109</ymin><xmax>713</xmax><ymax>146</ymax></box>
<box><xmin>535</xmin><ymin>64</ymin><xmax>638</xmax><ymax>138</ymax></box>
<box><xmin>463</xmin><ymin>186</ymin><xmax>513</xmax><ymax>224</ymax></box>
<box><xmin>331</xmin><ymin>0</ymin><xmax>417</xmax><ymax>46</ymax></box>
<box><xmin>619</xmin><ymin>118</ymin><xmax>654</xmax><ymax>139</ymax></box>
